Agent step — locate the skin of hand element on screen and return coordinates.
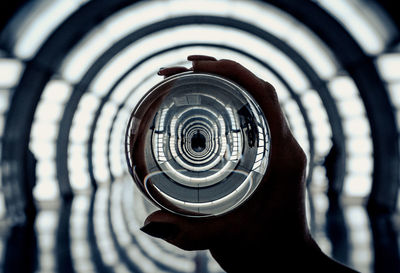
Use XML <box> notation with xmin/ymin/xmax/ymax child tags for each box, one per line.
<box><xmin>138</xmin><ymin>55</ymin><xmax>358</xmax><ymax>272</ymax></box>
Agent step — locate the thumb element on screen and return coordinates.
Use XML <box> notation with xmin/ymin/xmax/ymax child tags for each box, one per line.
<box><xmin>140</xmin><ymin>210</ymin><xmax>221</xmax><ymax>251</ymax></box>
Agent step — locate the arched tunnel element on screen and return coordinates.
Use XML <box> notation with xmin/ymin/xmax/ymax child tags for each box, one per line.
<box><xmin>0</xmin><ymin>0</ymin><xmax>399</xmax><ymax>272</ymax></box>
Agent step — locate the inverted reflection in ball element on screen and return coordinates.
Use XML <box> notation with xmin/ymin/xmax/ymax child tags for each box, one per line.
<box><xmin>125</xmin><ymin>72</ymin><xmax>271</xmax><ymax>217</ymax></box>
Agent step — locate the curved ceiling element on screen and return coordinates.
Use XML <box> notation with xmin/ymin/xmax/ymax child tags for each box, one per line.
<box><xmin>0</xmin><ymin>0</ymin><xmax>399</xmax><ymax>272</ymax></box>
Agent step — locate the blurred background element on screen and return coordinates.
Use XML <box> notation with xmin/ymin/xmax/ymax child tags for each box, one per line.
<box><xmin>0</xmin><ymin>0</ymin><xmax>399</xmax><ymax>272</ymax></box>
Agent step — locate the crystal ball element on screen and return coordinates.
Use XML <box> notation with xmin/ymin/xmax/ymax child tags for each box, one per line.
<box><xmin>125</xmin><ymin>72</ymin><xmax>271</xmax><ymax>217</ymax></box>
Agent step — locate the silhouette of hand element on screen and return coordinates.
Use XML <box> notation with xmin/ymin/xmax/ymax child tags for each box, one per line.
<box><xmin>138</xmin><ymin>55</ymin><xmax>357</xmax><ymax>272</ymax></box>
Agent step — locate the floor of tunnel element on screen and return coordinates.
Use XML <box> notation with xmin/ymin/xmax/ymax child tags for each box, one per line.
<box><xmin>0</xmin><ymin>177</ymin><xmax>399</xmax><ymax>273</ymax></box>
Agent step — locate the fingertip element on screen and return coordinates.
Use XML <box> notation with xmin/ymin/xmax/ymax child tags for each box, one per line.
<box><xmin>157</xmin><ymin>67</ymin><xmax>190</xmax><ymax>77</ymax></box>
<box><xmin>140</xmin><ymin>221</ymin><xmax>180</xmax><ymax>240</ymax></box>
<box><xmin>144</xmin><ymin>210</ymin><xmax>177</xmax><ymax>226</ymax></box>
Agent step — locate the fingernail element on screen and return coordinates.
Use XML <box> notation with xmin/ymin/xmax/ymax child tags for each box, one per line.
<box><xmin>140</xmin><ymin>222</ymin><xmax>179</xmax><ymax>240</ymax></box>
<box><xmin>157</xmin><ymin>67</ymin><xmax>166</xmax><ymax>75</ymax></box>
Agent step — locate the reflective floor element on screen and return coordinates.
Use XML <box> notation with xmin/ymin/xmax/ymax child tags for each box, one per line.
<box><xmin>0</xmin><ymin>177</ymin><xmax>399</xmax><ymax>273</ymax></box>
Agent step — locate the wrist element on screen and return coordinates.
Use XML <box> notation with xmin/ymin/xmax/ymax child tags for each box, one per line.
<box><xmin>210</xmin><ymin>234</ymin><xmax>358</xmax><ymax>272</ymax></box>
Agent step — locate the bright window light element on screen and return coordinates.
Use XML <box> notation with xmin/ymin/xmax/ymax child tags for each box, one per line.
<box><xmin>167</xmin><ymin>0</ymin><xmax>230</xmax><ymax>16</ymax></box>
<box><xmin>42</xmin><ymin>80</ymin><xmax>72</xmax><ymax>103</ymax></box>
<box><xmin>35</xmin><ymin>210</ymin><xmax>58</xmax><ymax>231</ymax></box>
<box><xmin>317</xmin><ymin>0</ymin><xmax>386</xmax><ymax>55</ymax></box>
<box><xmin>69</xmin><ymin>171</ymin><xmax>90</xmax><ymax>191</ymax></box>
<box><xmin>110</xmin><ymin>50</ymin><xmax>190</xmax><ymax>104</ymax></box>
<box><xmin>100</xmin><ymin>102</ymin><xmax>117</xmax><ymax>119</ymax></box>
<box><xmin>60</xmin><ymin>27</ymin><xmax>114</xmax><ymax>83</ymax></box>
<box><xmin>93</xmin><ymin>102</ymin><xmax>116</xmax><ymax>184</ymax></box>
<box><xmin>70</xmin><ymin>123</ymin><xmax>91</xmax><ymax>143</ymax></box>
<box><xmin>31</xmin><ymin>121</ymin><xmax>58</xmax><ymax>140</ymax></box>
<box><xmin>109</xmin><ymin>109</ymin><xmax>130</xmax><ymax>178</ymax></box>
<box><xmin>284</xmin><ymin>100</ymin><xmax>303</xmax><ymax>124</ymax></box>
<box><xmin>71</xmin><ymin>241</ymin><xmax>90</xmax><ymax>259</ymax></box>
<box><xmin>14</xmin><ymin>0</ymin><xmax>86</xmax><ymax>59</ymax></box>
<box><xmin>33</xmin><ymin>177</ymin><xmax>60</xmax><ymax>201</ymax></box>
<box><xmin>301</xmin><ymin>90</ymin><xmax>323</xmax><ymax>109</ymax></box>
<box><xmin>93</xmin><ymin>164</ymin><xmax>109</xmax><ymax>184</ymax></box>
<box><xmin>337</xmin><ymin>99</ymin><xmax>366</xmax><ymax>117</ymax></box>
<box><xmin>89</xmin><ymin>36</ymin><xmax>179</xmax><ymax>95</ymax></box>
<box><xmin>345</xmin><ymin>206</ymin><xmax>369</xmax><ymax>228</ymax></box>
<box><xmin>343</xmin><ymin>117</ymin><xmax>371</xmax><ymax>137</ymax></box>
<box><xmin>311</xmin><ymin>122</ymin><xmax>331</xmax><ymax>138</ymax></box>
<box><xmin>35</xmin><ymin>102</ymin><xmax>63</xmax><ymax>122</ymax></box>
<box><xmin>57</xmin><ymin>0</ymin><xmax>337</xmax><ymax>100</ymax></box>
<box><xmin>231</xmin><ymin>0</ymin><xmax>294</xmax><ymax>39</ymax></box>
<box><xmin>110</xmin><ymin>147</ymin><xmax>124</xmax><ymax>178</ymax></box>
<box><xmin>86</xmin><ymin>25</ymin><xmax>310</xmax><ymax>96</ymax></box>
<box><xmin>328</xmin><ymin>76</ymin><xmax>358</xmax><ymax>100</ymax></box>
<box><xmin>315</xmin><ymin>138</ymin><xmax>331</xmax><ymax>155</ymax></box>
<box><xmin>79</xmin><ymin>93</ymin><xmax>100</xmax><ymax>113</ymax></box>
<box><xmin>68</xmin><ymin>141</ymin><xmax>90</xmax><ymax>192</ymax></box>
<box><xmin>105</xmin><ymin>2</ymin><xmax>167</xmax><ymax>41</ymax></box>
<box><xmin>71</xmin><ymin>195</ymin><xmax>90</xmax><ymax>213</ymax></box>
<box><xmin>308</xmin><ymin>106</ymin><xmax>329</xmax><ymax>127</ymax></box>
<box><xmin>72</xmin><ymin>110</ymin><xmax>94</xmax><ymax>128</ymax></box>
<box><xmin>344</xmin><ymin>174</ymin><xmax>372</xmax><ymax>197</ymax></box>
<box><xmin>37</xmin><ymin>160</ymin><xmax>56</xmax><ymax>178</ymax></box>
<box><xmin>347</xmin><ymin>155</ymin><xmax>373</xmax><ymax>174</ymax></box>
<box><xmin>29</xmin><ymin>140</ymin><xmax>56</xmax><ymax>159</ymax></box>
<box><xmin>346</xmin><ymin>136</ymin><xmax>373</xmax><ymax>155</ymax></box>
<box><xmin>111</xmin><ymin>63</ymin><xmax>171</xmax><ymax>104</ymax></box>
<box><xmin>376</xmin><ymin>53</ymin><xmax>400</xmax><ymax>82</ymax></box>
<box><xmin>68</xmin><ymin>154</ymin><xmax>88</xmax><ymax>171</ymax></box>
<box><xmin>69</xmin><ymin>143</ymin><xmax>86</xmax><ymax>156</ymax></box>
<box><xmin>286</xmin><ymin>25</ymin><xmax>337</xmax><ymax>79</ymax></box>
<box><xmin>125</xmin><ymin>76</ymin><xmax>161</xmax><ymax>109</ymax></box>
<box><xmin>0</xmin><ymin>59</ymin><xmax>24</xmax><ymax>88</ymax></box>
<box><xmin>69</xmin><ymin>93</ymin><xmax>99</xmax><ymax>144</ymax></box>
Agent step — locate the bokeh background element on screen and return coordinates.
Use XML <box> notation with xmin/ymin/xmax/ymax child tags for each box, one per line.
<box><xmin>0</xmin><ymin>0</ymin><xmax>399</xmax><ymax>272</ymax></box>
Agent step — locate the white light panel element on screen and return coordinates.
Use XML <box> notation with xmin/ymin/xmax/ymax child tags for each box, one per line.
<box><xmin>328</xmin><ymin>76</ymin><xmax>359</xmax><ymax>100</ymax></box>
<box><xmin>327</xmin><ymin>75</ymin><xmax>373</xmax><ymax>197</ymax></box>
<box><xmin>317</xmin><ymin>0</ymin><xmax>387</xmax><ymax>55</ymax></box>
<box><xmin>90</xmin><ymin>25</ymin><xmax>309</xmax><ymax>99</ymax></box>
<box><xmin>376</xmin><ymin>53</ymin><xmax>400</xmax><ymax>82</ymax></box>
<box><xmin>29</xmin><ymin>140</ymin><xmax>56</xmax><ymax>159</ymax></box>
<box><xmin>60</xmin><ymin>0</ymin><xmax>333</xmax><ymax>91</ymax></box>
<box><xmin>93</xmin><ymin>186</ymin><xmax>131</xmax><ymax>272</ymax></box>
<box><xmin>0</xmin><ymin>59</ymin><xmax>24</xmax><ymax>88</ymax></box>
<box><xmin>42</xmin><ymin>79</ymin><xmax>72</xmax><ymax>103</ymax></box>
<box><xmin>33</xmin><ymin>177</ymin><xmax>60</xmax><ymax>201</ymax></box>
<box><xmin>68</xmin><ymin>143</ymin><xmax>90</xmax><ymax>191</ymax></box>
<box><xmin>109</xmin><ymin>108</ymin><xmax>130</xmax><ymax>178</ymax></box>
<box><xmin>14</xmin><ymin>0</ymin><xmax>87</xmax><ymax>59</ymax></box>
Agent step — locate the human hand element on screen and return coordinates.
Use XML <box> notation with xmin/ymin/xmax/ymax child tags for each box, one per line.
<box><xmin>138</xmin><ymin>55</ymin><xmax>356</xmax><ymax>272</ymax></box>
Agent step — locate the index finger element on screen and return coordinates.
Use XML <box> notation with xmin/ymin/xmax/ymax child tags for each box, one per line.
<box><xmin>192</xmin><ymin>59</ymin><xmax>277</xmax><ymax>104</ymax></box>
<box><xmin>190</xmin><ymin>58</ymin><xmax>288</xmax><ymax>141</ymax></box>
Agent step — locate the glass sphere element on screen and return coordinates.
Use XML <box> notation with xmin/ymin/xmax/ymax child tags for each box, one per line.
<box><xmin>125</xmin><ymin>72</ymin><xmax>271</xmax><ymax>217</ymax></box>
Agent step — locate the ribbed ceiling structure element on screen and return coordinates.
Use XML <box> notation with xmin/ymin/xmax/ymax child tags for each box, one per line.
<box><xmin>0</xmin><ymin>1</ymin><xmax>399</xmax><ymax>272</ymax></box>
